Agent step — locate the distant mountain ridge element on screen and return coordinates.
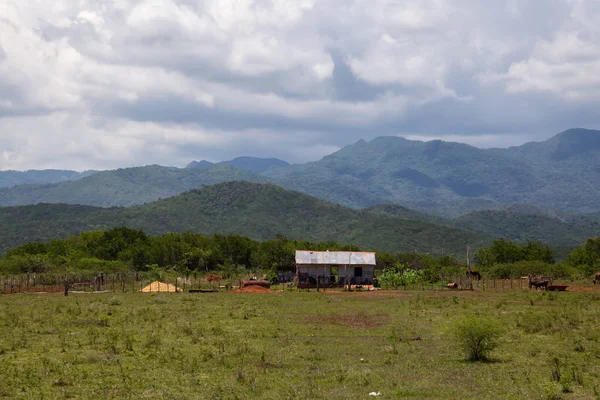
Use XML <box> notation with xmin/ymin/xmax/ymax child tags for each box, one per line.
<box><xmin>1</xmin><ymin>128</ymin><xmax>599</xmax><ymax>217</ymax></box>
<box><xmin>0</xmin><ymin>169</ymin><xmax>96</xmax><ymax>188</ymax></box>
<box><xmin>186</xmin><ymin>156</ymin><xmax>289</xmax><ymax>174</ymax></box>
<box><xmin>0</xmin><ymin>164</ymin><xmax>269</xmax><ymax>207</ymax></box>
<box><xmin>263</xmin><ymin>128</ymin><xmax>600</xmax><ymax>216</ymax></box>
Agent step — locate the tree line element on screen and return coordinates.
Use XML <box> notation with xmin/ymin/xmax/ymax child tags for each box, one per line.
<box><xmin>0</xmin><ymin>227</ymin><xmax>599</xmax><ymax>281</ymax></box>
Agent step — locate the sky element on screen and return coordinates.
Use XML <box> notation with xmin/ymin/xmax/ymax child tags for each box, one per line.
<box><xmin>1</xmin><ymin>0</ymin><xmax>600</xmax><ymax>171</ymax></box>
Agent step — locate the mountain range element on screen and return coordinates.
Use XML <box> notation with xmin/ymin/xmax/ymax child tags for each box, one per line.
<box><xmin>0</xmin><ymin>181</ymin><xmax>598</xmax><ymax>258</ymax></box>
<box><xmin>263</xmin><ymin>128</ymin><xmax>600</xmax><ymax>216</ymax></box>
<box><xmin>0</xmin><ymin>181</ymin><xmax>489</xmax><ymax>256</ymax></box>
<box><xmin>0</xmin><ymin>169</ymin><xmax>96</xmax><ymax>188</ymax></box>
<box><xmin>0</xmin><ymin>128</ymin><xmax>599</xmax><ymax>223</ymax></box>
<box><xmin>186</xmin><ymin>156</ymin><xmax>289</xmax><ymax>173</ymax></box>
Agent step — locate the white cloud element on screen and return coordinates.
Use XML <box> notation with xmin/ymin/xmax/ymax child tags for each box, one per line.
<box><xmin>0</xmin><ymin>0</ymin><xmax>600</xmax><ymax>170</ymax></box>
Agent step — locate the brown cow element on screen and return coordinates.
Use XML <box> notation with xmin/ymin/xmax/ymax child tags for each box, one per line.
<box><xmin>466</xmin><ymin>270</ymin><xmax>481</xmax><ymax>281</ymax></box>
<box><xmin>593</xmin><ymin>272</ymin><xmax>600</xmax><ymax>284</ymax></box>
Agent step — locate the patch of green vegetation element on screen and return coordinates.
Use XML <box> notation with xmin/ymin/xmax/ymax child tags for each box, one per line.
<box><xmin>451</xmin><ymin>315</ymin><xmax>504</xmax><ymax>361</ymax></box>
<box><xmin>0</xmin><ymin>289</ymin><xmax>599</xmax><ymax>399</ymax></box>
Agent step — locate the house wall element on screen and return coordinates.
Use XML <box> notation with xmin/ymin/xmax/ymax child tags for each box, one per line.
<box><xmin>338</xmin><ymin>265</ymin><xmax>374</xmax><ymax>284</ymax></box>
<box><xmin>297</xmin><ymin>265</ymin><xmax>331</xmax><ymax>276</ymax></box>
<box><xmin>297</xmin><ymin>264</ymin><xmax>374</xmax><ymax>285</ymax></box>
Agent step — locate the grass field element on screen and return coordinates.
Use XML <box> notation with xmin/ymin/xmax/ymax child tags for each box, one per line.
<box><xmin>1</xmin><ymin>286</ymin><xmax>600</xmax><ymax>399</ymax></box>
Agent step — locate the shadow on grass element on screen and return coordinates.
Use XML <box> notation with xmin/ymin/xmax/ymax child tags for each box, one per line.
<box><xmin>456</xmin><ymin>357</ymin><xmax>504</xmax><ymax>365</ymax></box>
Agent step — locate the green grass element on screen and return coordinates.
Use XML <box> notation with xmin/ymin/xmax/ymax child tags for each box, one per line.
<box><xmin>1</xmin><ymin>288</ymin><xmax>600</xmax><ymax>399</ymax></box>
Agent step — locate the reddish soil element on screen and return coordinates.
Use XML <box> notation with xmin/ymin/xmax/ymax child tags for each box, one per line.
<box><xmin>235</xmin><ymin>285</ymin><xmax>274</xmax><ymax>293</ymax></box>
<box><xmin>1</xmin><ymin>286</ymin><xmax>64</xmax><ymax>294</ymax></box>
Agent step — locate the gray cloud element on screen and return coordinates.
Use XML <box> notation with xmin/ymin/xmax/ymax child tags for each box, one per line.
<box><xmin>1</xmin><ymin>0</ymin><xmax>600</xmax><ymax>170</ymax></box>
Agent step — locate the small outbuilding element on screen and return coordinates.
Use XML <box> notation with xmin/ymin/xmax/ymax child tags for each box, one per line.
<box><xmin>295</xmin><ymin>250</ymin><xmax>376</xmax><ymax>289</ymax></box>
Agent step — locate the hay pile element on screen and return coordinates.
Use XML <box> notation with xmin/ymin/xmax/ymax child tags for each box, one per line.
<box><xmin>140</xmin><ymin>281</ymin><xmax>183</xmax><ymax>293</ymax></box>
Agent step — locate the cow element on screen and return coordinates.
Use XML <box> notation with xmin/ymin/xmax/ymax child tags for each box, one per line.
<box><xmin>466</xmin><ymin>270</ymin><xmax>481</xmax><ymax>281</ymax></box>
<box><xmin>593</xmin><ymin>272</ymin><xmax>600</xmax><ymax>284</ymax></box>
<box><xmin>528</xmin><ymin>275</ymin><xmax>548</xmax><ymax>291</ymax></box>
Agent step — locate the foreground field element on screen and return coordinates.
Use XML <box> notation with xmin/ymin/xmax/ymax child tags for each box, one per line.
<box><xmin>1</xmin><ymin>287</ymin><xmax>600</xmax><ymax>399</ymax></box>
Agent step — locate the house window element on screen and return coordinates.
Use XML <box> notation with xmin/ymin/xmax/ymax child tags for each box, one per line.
<box><xmin>354</xmin><ymin>267</ymin><xmax>363</xmax><ymax>277</ymax></box>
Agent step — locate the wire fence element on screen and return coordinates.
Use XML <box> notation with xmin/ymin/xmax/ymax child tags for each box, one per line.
<box><xmin>1</xmin><ymin>272</ymin><xmax>559</xmax><ymax>295</ymax></box>
<box><xmin>0</xmin><ymin>272</ymin><xmax>234</xmax><ymax>295</ymax></box>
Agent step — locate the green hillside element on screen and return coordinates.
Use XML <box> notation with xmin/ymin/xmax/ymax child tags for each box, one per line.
<box><xmin>0</xmin><ymin>164</ymin><xmax>268</xmax><ymax>207</ymax></box>
<box><xmin>452</xmin><ymin>209</ymin><xmax>600</xmax><ymax>247</ymax></box>
<box><xmin>263</xmin><ymin>128</ymin><xmax>600</xmax><ymax>216</ymax></box>
<box><xmin>0</xmin><ymin>169</ymin><xmax>96</xmax><ymax>188</ymax></box>
<box><xmin>367</xmin><ymin>203</ymin><xmax>600</xmax><ymax>260</ymax></box>
<box><xmin>0</xmin><ymin>181</ymin><xmax>489</xmax><ymax>256</ymax></box>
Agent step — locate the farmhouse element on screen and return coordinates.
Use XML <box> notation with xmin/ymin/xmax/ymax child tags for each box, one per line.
<box><xmin>295</xmin><ymin>250</ymin><xmax>376</xmax><ymax>289</ymax></box>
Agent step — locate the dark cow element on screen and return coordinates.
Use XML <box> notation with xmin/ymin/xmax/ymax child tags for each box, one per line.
<box><xmin>528</xmin><ymin>275</ymin><xmax>549</xmax><ymax>291</ymax></box>
<box><xmin>466</xmin><ymin>270</ymin><xmax>481</xmax><ymax>281</ymax></box>
<box><xmin>593</xmin><ymin>272</ymin><xmax>600</xmax><ymax>284</ymax></box>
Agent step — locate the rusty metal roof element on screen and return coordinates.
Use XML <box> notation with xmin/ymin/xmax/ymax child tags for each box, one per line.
<box><xmin>295</xmin><ymin>250</ymin><xmax>376</xmax><ymax>265</ymax></box>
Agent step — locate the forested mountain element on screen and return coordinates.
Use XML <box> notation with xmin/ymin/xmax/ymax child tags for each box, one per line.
<box><xmin>452</xmin><ymin>209</ymin><xmax>600</xmax><ymax>247</ymax></box>
<box><xmin>367</xmin><ymin>202</ymin><xmax>600</xmax><ymax>258</ymax></box>
<box><xmin>1</xmin><ymin>129</ymin><xmax>599</xmax><ymax>218</ymax></box>
<box><xmin>0</xmin><ymin>169</ymin><xmax>96</xmax><ymax>188</ymax></box>
<box><xmin>0</xmin><ymin>164</ymin><xmax>269</xmax><ymax>207</ymax></box>
<box><xmin>263</xmin><ymin>128</ymin><xmax>600</xmax><ymax>216</ymax></box>
<box><xmin>0</xmin><ymin>181</ymin><xmax>489</xmax><ymax>256</ymax></box>
<box><xmin>186</xmin><ymin>156</ymin><xmax>289</xmax><ymax>173</ymax></box>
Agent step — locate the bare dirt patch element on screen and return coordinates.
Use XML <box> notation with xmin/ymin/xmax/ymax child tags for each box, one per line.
<box><xmin>235</xmin><ymin>285</ymin><xmax>275</xmax><ymax>293</ymax></box>
<box><xmin>315</xmin><ymin>311</ymin><xmax>390</xmax><ymax>328</ymax></box>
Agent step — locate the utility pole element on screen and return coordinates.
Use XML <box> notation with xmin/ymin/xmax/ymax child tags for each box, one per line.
<box><xmin>466</xmin><ymin>245</ymin><xmax>471</xmax><ymax>272</ymax></box>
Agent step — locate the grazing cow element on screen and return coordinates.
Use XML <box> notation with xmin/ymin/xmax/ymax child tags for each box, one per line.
<box><xmin>528</xmin><ymin>275</ymin><xmax>548</xmax><ymax>291</ymax></box>
<box><xmin>466</xmin><ymin>270</ymin><xmax>481</xmax><ymax>281</ymax></box>
<box><xmin>593</xmin><ymin>272</ymin><xmax>600</xmax><ymax>284</ymax></box>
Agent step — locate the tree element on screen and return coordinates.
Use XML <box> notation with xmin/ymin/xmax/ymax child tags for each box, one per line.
<box><xmin>474</xmin><ymin>239</ymin><xmax>555</xmax><ymax>267</ymax></box>
<box><xmin>257</xmin><ymin>235</ymin><xmax>295</xmax><ymax>269</ymax></box>
<box><xmin>568</xmin><ymin>237</ymin><xmax>600</xmax><ymax>276</ymax></box>
<box><xmin>183</xmin><ymin>248</ymin><xmax>213</xmax><ymax>271</ymax></box>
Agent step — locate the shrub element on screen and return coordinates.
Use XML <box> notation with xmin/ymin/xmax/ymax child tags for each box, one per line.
<box><xmin>378</xmin><ymin>263</ymin><xmax>424</xmax><ymax>289</ymax></box>
<box><xmin>451</xmin><ymin>316</ymin><xmax>503</xmax><ymax>361</ymax></box>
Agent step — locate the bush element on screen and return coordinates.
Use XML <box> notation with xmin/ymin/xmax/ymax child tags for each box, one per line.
<box><xmin>480</xmin><ymin>261</ymin><xmax>580</xmax><ymax>280</ymax></box>
<box><xmin>378</xmin><ymin>263</ymin><xmax>424</xmax><ymax>289</ymax></box>
<box><xmin>451</xmin><ymin>316</ymin><xmax>503</xmax><ymax>361</ymax></box>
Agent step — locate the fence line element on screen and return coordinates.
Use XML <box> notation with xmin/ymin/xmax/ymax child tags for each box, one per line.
<box><xmin>0</xmin><ymin>271</ymin><xmax>231</xmax><ymax>294</ymax></box>
<box><xmin>1</xmin><ymin>271</ymin><xmax>543</xmax><ymax>294</ymax></box>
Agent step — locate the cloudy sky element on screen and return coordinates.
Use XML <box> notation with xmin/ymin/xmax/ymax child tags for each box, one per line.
<box><xmin>1</xmin><ymin>0</ymin><xmax>600</xmax><ymax>170</ymax></box>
